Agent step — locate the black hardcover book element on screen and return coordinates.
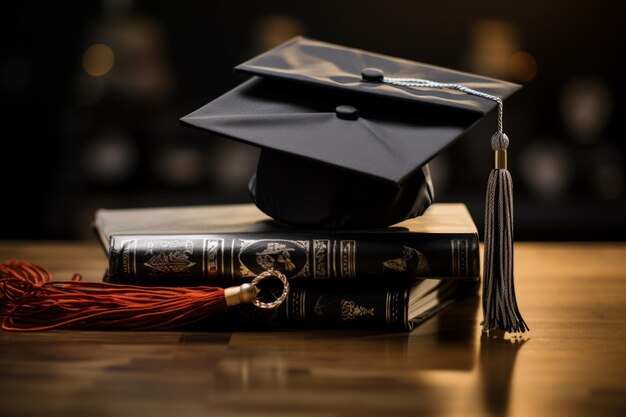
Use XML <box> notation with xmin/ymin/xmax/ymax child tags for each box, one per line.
<box><xmin>95</xmin><ymin>203</ymin><xmax>479</xmax><ymax>285</ymax></box>
<box><xmin>214</xmin><ymin>279</ymin><xmax>477</xmax><ymax>331</ymax></box>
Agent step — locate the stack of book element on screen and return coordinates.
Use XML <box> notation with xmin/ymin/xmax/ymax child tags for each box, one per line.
<box><xmin>94</xmin><ymin>203</ymin><xmax>479</xmax><ymax>330</ymax></box>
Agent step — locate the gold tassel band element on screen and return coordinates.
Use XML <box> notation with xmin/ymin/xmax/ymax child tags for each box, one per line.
<box><xmin>224</xmin><ymin>283</ymin><xmax>258</xmax><ymax>306</ymax></box>
<box><xmin>495</xmin><ymin>150</ymin><xmax>507</xmax><ymax>170</ymax></box>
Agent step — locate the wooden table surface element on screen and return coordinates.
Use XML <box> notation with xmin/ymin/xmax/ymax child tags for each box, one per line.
<box><xmin>1</xmin><ymin>241</ymin><xmax>625</xmax><ymax>417</ymax></box>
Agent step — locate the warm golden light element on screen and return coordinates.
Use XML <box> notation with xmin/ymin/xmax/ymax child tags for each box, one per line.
<box><xmin>467</xmin><ymin>21</ymin><xmax>520</xmax><ymax>78</ymax></box>
<box><xmin>82</xmin><ymin>43</ymin><xmax>114</xmax><ymax>77</ymax></box>
<box><xmin>509</xmin><ymin>51</ymin><xmax>537</xmax><ymax>82</ymax></box>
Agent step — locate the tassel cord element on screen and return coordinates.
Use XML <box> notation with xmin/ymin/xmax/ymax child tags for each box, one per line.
<box><xmin>3</xmin><ymin>289</ymin><xmax>227</xmax><ymax>331</ymax></box>
<box><xmin>483</xmin><ymin>168</ymin><xmax>527</xmax><ymax>333</ymax></box>
<box><xmin>383</xmin><ymin>77</ymin><xmax>504</xmax><ymax>135</ymax></box>
<box><xmin>1</xmin><ymin>260</ymin><xmax>229</xmax><ymax>331</ymax></box>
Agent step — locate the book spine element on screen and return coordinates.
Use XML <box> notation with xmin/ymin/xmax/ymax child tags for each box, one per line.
<box><xmin>106</xmin><ymin>232</ymin><xmax>479</xmax><ymax>285</ymax></box>
<box><xmin>226</xmin><ymin>281</ymin><xmax>412</xmax><ymax>330</ymax></box>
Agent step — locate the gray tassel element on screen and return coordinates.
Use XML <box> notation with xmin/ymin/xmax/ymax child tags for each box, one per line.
<box><xmin>482</xmin><ymin>132</ymin><xmax>528</xmax><ymax>334</ymax></box>
<box><xmin>378</xmin><ymin>73</ymin><xmax>528</xmax><ymax>333</ymax></box>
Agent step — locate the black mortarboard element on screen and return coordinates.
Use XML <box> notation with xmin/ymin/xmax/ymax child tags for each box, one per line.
<box><xmin>181</xmin><ymin>37</ymin><xmax>528</xmax><ymax>334</ymax></box>
<box><xmin>181</xmin><ymin>37</ymin><xmax>520</xmax><ymax>228</ymax></box>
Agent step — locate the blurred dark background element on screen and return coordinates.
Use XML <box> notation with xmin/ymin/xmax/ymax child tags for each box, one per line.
<box><xmin>1</xmin><ymin>0</ymin><xmax>624</xmax><ymax>240</ymax></box>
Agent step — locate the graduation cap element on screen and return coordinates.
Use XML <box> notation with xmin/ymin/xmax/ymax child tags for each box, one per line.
<box><xmin>181</xmin><ymin>37</ymin><xmax>527</xmax><ymax>334</ymax></box>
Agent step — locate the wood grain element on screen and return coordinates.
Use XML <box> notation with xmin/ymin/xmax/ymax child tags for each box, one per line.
<box><xmin>1</xmin><ymin>241</ymin><xmax>625</xmax><ymax>417</ymax></box>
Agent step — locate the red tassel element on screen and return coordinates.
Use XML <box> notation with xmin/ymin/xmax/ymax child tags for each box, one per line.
<box><xmin>0</xmin><ymin>260</ymin><xmax>229</xmax><ymax>331</ymax></box>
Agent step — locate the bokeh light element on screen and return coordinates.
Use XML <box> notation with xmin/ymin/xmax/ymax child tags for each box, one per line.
<box><xmin>509</xmin><ymin>51</ymin><xmax>537</xmax><ymax>82</ymax></box>
<box><xmin>467</xmin><ymin>20</ymin><xmax>520</xmax><ymax>79</ymax></box>
<box><xmin>254</xmin><ymin>15</ymin><xmax>305</xmax><ymax>52</ymax></box>
<box><xmin>521</xmin><ymin>141</ymin><xmax>573</xmax><ymax>201</ymax></box>
<box><xmin>561</xmin><ymin>76</ymin><xmax>613</xmax><ymax>144</ymax></box>
<box><xmin>82</xmin><ymin>43</ymin><xmax>115</xmax><ymax>77</ymax></box>
<box><xmin>82</xmin><ymin>130</ymin><xmax>136</xmax><ymax>184</ymax></box>
<box><xmin>154</xmin><ymin>147</ymin><xmax>204</xmax><ymax>187</ymax></box>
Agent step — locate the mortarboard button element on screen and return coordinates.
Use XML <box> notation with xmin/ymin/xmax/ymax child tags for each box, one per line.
<box><xmin>361</xmin><ymin>68</ymin><xmax>384</xmax><ymax>82</ymax></box>
<box><xmin>335</xmin><ymin>105</ymin><xmax>359</xmax><ymax>120</ymax></box>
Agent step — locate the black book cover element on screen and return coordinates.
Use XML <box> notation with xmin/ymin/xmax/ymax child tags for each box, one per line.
<box><xmin>208</xmin><ymin>279</ymin><xmax>478</xmax><ymax>331</ymax></box>
<box><xmin>95</xmin><ymin>203</ymin><xmax>480</xmax><ymax>284</ymax></box>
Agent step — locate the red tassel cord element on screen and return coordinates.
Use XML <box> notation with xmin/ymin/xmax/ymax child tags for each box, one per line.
<box><xmin>0</xmin><ymin>260</ymin><xmax>287</xmax><ymax>332</ymax></box>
